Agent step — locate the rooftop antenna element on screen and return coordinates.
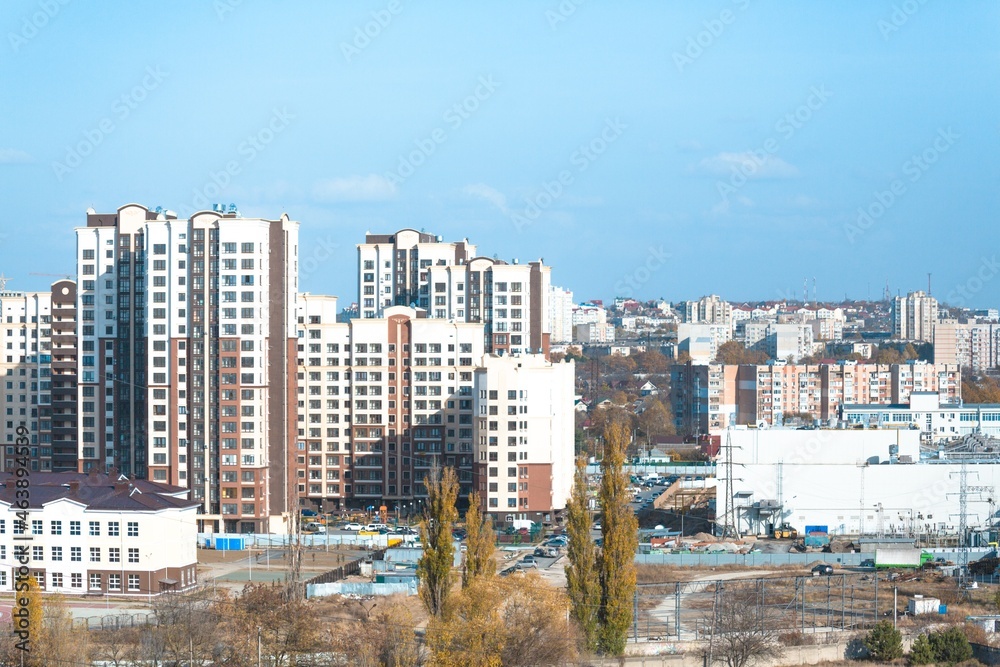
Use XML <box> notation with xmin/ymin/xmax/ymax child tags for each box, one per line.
<box><xmin>803</xmin><ymin>277</ymin><xmax>808</xmax><ymax>305</ymax></box>
<box><xmin>812</xmin><ymin>277</ymin><xmax>817</xmax><ymax>303</ymax></box>
<box><xmin>927</xmin><ymin>272</ymin><xmax>932</xmax><ymax>296</ymax></box>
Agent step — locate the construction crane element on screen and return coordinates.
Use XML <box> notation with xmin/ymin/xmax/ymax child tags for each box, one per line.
<box><xmin>28</xmin><ymin>272</ymin><xmax>74</xmax><ymax>281</ymax></box>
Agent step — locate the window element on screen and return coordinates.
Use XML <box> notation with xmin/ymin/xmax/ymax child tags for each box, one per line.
<box><xmin>31</xmin><ymin>520</ymin><xmax>42</xmax><ymax>535</ymax></box>
<box><xmin>32</xmin><ymin>546</ymin><xmax>43</xmax><ymax>561</ymax></box>
<box><xmin>127</xmin><ymin>521</ymin><xmax>139</xmax><ymax>537</ymax></box>
<box><xmin>108</xmin><ymin>521</ymin><xmax>119</xmax><ymax>537</ymax></box>
<box><xmin>51</xmin><ymin>546</ymin><xmax>62</xmax><ymax>561</ymax></box>
<box><xmin>109</xmin><ymin>547</ymin><xmax>120</xmax><ymax>563</ymax></box>
<box><xmin>89</xmin><ymin>520</ymin><xmax>100</xmax><ymax>536</ymax></box>
<box><xmin>70</xmin><ymin>547</ymin><xmax>81</xmax><ymax>562</ymax></box>
<box><xmin>128</xmin><ymin>547</ymin><xmax>139</xmax><ymax>564</ymax></box>
<box><xmin>128</xmin><ymin>574</ymin><xmax>140</xmax><ymax>592</ymax></box>
<box><xmin>90</xmin><ymin>547</ymin><xmax>101</xmax><ymax>562</ymax></box>
<box><xmin>70</xmin><ymin>520</ymin><xmax>80</xmax><ymax>536</ymax></box>
<box><xmin>109</xmin><ymin>574</ymin><xmax>121</xmax><ymax>591</ymax></box>
<box><xmin>89</xmin><ymin>573</ymin><xmax>102</xmax><ymax>591</ymax></box>
<box><xmin>71</xmin><ymin>573</ymin><xmax>82</xmax><ymax>589</ymax></box>
<box><xmin>51</xmin><ymin>572</ymin><xmax>63</xmax><ymax>588</ymax></box>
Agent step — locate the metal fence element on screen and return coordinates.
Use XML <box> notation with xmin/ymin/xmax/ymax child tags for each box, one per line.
<box><xmin>636</xmin><ymin>552</ymin><xmax>868</xmax><ymax>567</ymax></box>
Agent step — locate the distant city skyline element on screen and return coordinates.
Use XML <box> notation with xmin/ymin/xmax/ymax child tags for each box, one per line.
<box><xmin>1</xmin><ymin>2</ymin><xmax>998</xmax><ymax>308</ymax></box>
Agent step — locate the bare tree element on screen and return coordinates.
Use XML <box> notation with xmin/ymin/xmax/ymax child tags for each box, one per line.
<box><xmin>702</xmin><ymin>582</ymin><xmax>783</xmax><ymax>667</ymax></box>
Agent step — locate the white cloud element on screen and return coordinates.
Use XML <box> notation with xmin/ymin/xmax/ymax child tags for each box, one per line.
<box><xmin>463</xmin><ymin>183</ymin><xmax>508</xmax><ymax>214</ymax></box>
<box><xmin>0</xmin><ymin>149</ymin><xmax>31</xmax><ymax>164</ymax></box>
<box><xmin>312</xmin><ymin>174</ymin><xmax>397</xmax><ymax>202</ymax></box>
<box><xmin>695</xmin><ymin>152</ymin><xmax>799</xmax><ymax>179</ymax></box>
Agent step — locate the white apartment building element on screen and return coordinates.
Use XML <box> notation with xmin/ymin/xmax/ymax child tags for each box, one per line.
<box><xmin>357</xmin><ymin>230</ymin><xmax>552</xmax><ymax>357</ymax></box>
<box><xmin>548</xmin><ymin>285</ymin><xmax>574</xmax><ymax>344</ymax></box>
<box><xmin>681</xmin><ymin>295</ymin><xmax>733</xmax><ymax>329</ymax></box>
<box><xmin>356</xmin><ymin>229</ymin><xmax>475</xmax><ymax>316</ymax></box>
<box><xmin>744</xmin><ymin>322</ymin><xmax>814</xmax><ymax>361</ymax></box>
<box><xmin>0</xmin><ymin>471</ymin><xmax>198</xmax><ymax>596</ymax></box>
<box><xmin>574</xmin><ymin>322</ymin><xmax>616</xmax><ymax>344</ymax></box>
<box><xmin>892</xmin><ymin>290</ymin><xmax>938</xmax><ymax>343</ymax></box>
<box><xmin>76</xmin><ymin>204</ymin><xmax>299</xmax><ymax>533</ymax></box>
<box><xmin>677</xmin><ymin>323</ymin><xmax>730</xmax><ymax>363</ymax></box>
<box><xmin>473</xmin><ymin>354</ymin><xmax>575</xmax><ymax>526</ymax></box>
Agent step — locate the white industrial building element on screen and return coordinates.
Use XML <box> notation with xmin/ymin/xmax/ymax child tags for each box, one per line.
<box><xmin>717</xmin><ymin>427</ymin><xmax>1000</xmax><ymax>539</ymax></box>
<box><xmin>840</xmin><ymin>392</ymin><xmax>1000</xmax><ymax>443</ymax></box>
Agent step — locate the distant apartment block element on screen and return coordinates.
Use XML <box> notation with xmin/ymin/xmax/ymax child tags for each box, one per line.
<box><xmin>934</xmin><ymin>320</ymin><xmax>1000</xmax><ymax>371</ymax></box>
<box><xmin>75</xmin><ymin>204</ymin><xmax>298</xmax><ymax>533</ymax></box>
<box><xmin>574</xmin><ymin>322</ymin><xmax>615</xmax><ymax>344</ymax></box>
<box><xmin>892</xmin><ymin>290</ymin><xmax>938</xmax><ymax>342</ymax></box>
<box><xmin>744</xmin><ymin>322</ymin><xmax>815</xmax><ymax>361</ymax></box>
<box><xmin>677</xmin><ymin>323</ymin><xmax>730</xmax><ymax>363</ymax></box>
<box><xmin>670</xmin><ymin>360</ymin><xmax>961</xmax><ymax>435</ymax></box>
<box><xmin>548</xmin><ymin>285</ymin><xmax>574</xmax><ymax>344</ymax></box>
<box><xmin>680</xmin><ymin>295</ymin><xmax>732</xmax><ymax>329</ymax></box>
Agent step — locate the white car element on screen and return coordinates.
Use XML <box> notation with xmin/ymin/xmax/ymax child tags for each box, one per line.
<box><xmin>344</xmin><ymin>522</ymin><xmax>364</xmax><ymax>531</ymax></box>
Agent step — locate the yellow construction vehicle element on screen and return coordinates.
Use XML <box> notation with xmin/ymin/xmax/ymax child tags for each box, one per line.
<box><xmin>772</xmin><ymin>523</ymin><xmax>799</xmax><ymax>539</ymax></box>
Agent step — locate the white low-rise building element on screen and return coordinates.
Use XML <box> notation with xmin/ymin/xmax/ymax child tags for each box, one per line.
<box><xmin>0</xmin><ymin>470</ymin><xmax>198</xmax><ymax>596</ymax></box>
<box><xmin>840</xmin><ymin>392</ymin><xmax>1000</xmax><ymax>443</ymax></box>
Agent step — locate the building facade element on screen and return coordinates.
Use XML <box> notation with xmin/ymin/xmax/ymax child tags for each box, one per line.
<box><xmin>472</xmin><ymin>354</ymin><xmax>575</xmax><ymax>525</ymax></box>
<box><xmin>0</xmin><ymin>283</ymin><xmax>77</xmax><ymax>474</ymax></box>
<box><xmin>670</xmin><ymin>361</ymin><xmax>961</xmax><ymax>435</ymax></box>
<box><xmin>0</xmin><ymin>470</ymin><xmax>198</xmax><ymax>596</ymax></box>
<box><xmin>548</xmin><ymin>285</ymin><xmax>574</xmax><ymax>344</ymax></box>
<box><xmin>75</xmin><ymin>204</ymin><xmax>299</xmax><ymax>533</ymax></box>
<box><xmin>934</xmin><ymin>321</ymin><xmax>1000</xmax><ymax>371</ymax></box>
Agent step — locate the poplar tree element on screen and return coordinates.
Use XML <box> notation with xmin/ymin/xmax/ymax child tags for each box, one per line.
<box><xmin>462</xmin><ymin>491</ymin><xmax>496</xmax><ymax>587</ymax></box>
<box><xmin>417</xmin><ymin>466</ymin><xmax>459</xmax><ymax>617</ymax></box>
<box><xmin>565</xmin><ymin>456</ymin><xmax>600</xmax><ymax>650</ymax></box>
<box><xmin>597</xmin><ymin>419</ymin><xmax>638</xmax><ymax>655</ymax></box>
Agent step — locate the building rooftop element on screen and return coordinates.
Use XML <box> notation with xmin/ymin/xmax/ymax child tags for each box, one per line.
<box><xmin>0</xmin><ymin>469</ymin><xmax>198</xmax><ymax>512</ymax></box>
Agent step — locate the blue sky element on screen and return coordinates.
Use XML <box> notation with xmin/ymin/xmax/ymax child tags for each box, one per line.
<box><xmin>1</xmin><ymin>1</ymin><xmax>998</xmax><ymax>308</ymax></box>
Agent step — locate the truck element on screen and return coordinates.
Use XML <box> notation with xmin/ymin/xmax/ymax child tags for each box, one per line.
<box><xmin>874</xmin><ymin>548</ymin><xmax>934</xmax><ymax>569</ymax></box>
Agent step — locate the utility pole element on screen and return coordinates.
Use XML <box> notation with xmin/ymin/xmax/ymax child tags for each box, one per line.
<box><xmin>719</xmin><ymin>427</ymin><xmax>741</xmax><ymax>539</ymax></box>
<box><xmin>949</xmin><ymin>456</ymin><xmax>993</xmax><ymax>589</ymax></box>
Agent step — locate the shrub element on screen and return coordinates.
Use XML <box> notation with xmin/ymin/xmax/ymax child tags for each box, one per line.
<box><xmin>929</xmin><ymin>626</ymin><xmax>974</xmax><ymax>665</ymax></box>
<box><xmin>864</xmin><ymin>620</ymin><xmax>903</xmax><ymax>662</ymax></box>
<box><xmin>908</xmin><ymin>633</ymin><xmax>935</xmax><ymax>666</ymax></box>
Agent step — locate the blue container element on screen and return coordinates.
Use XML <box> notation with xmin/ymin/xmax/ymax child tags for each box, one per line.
<box><xmin>939</xmin><ymin>604</ymin><xmax>947</xmax><ymax>614</ymax></box>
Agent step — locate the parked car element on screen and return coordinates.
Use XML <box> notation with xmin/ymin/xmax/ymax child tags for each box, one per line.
<box><xmin>344</xmin><ymin>522</ymin><xmax>364</xmax><ymax>531</ymax></box>
<box><xmin>303</xmin><ymin>522</ymin><xmax>327</xmax><ymax>533</ymax></box>
<box><xmin>811</xmin><ymin>564</ymin><xmax>834</xmax><ymax>576</ymax></box>
<box><xmin>364</xmin><ymin>523</ymin><xmax>388</xmax><ymax>532</ymax></box>
<box><xmin>860</xmin><ymin>558</ymin><xmax>875</xmax><ymax>569</ymax></box>
<box><xmin>516</xmin><ymin>555</ymin><xmax>538</xmax><ymax>569</ymax></box>
<box><xmin>593</xmin><ymin>522</ymin><xmax>602</xmax><ymax>531</ymax></box>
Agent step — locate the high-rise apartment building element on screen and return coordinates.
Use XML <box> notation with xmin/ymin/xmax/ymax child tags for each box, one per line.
<box><xmin>75</xmin><ymin>203</ymin><xmax>298</xmax><ymax>532</ymax></box>
<box><xmin>892</xmin><ymin>290</ymin><xmax>938</xmax><ymax>342</ymax></box>
<box><xmin>670</xmin><ymin>361</ymin><xmax>961</xmax><ymax>435</ymax></box>
<box><xmin>357</xmin><ymin>230</ymin><xmax>552</xmax><ymax>357</ymax></box>
<box><xmin>295</xmin><ymin>295</ymin><xmax>574</xmax><ymax>522</ymax></box>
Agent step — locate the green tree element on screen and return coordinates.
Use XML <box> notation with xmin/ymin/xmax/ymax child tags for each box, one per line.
<box><xmin>908</xmin><ymin>633</ymin><xmax>935</xmax><ymax>665</ymax></box>
<box><xmin>418</xmin><ymin>466</ymin><xmax>460</xmax><ymax>618</ymax></box>
<box><xmin>929</xmin><ymin>626</ymin><xmax>973</xmax><ymax>665</ymax></box>
<box><xmin>863</xmin><ymin>620</ymin><xmax>903</xmax><ymax>662</ymax></box>
<box><xmin>565</xmin><ymin>457</ymin><xmax>600</xmax><ymax>650</ymax></box>
<box><xmin>462</xmin><ymin>491</ymin><xmax>496</xmax><ymax>588</ymax></box>
<box><xmin>597</xmin><ymin>419</ymin><xmax>638</xmax><ymax>655</ymax></box>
